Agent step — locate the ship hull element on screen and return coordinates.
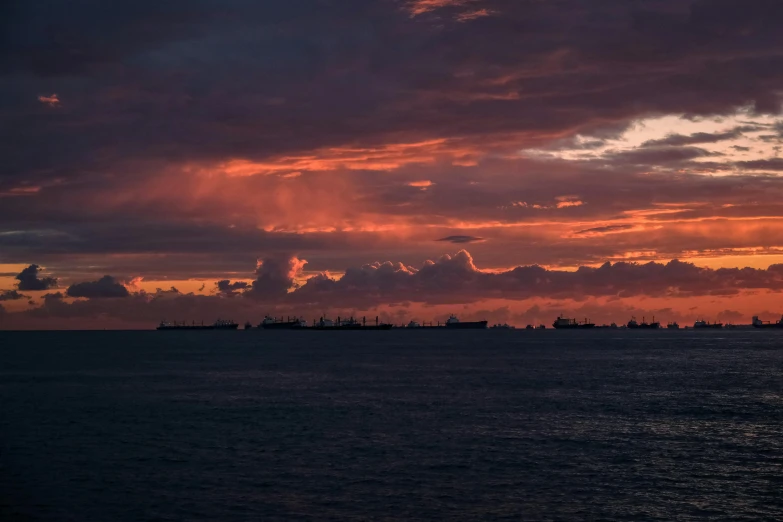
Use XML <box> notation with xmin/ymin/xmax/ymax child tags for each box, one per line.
<box><xmin>694</xmin><ymin>325</ymin><xmax>723</xmax><ymax>329</ymax></box>
<box><xmin>445</xmin><ymin>321</ymin><xmax>488</xmax><ymax>330</ymax></box>
<box><xmin>157</xmin><ymin>324</ymin><xmax>238</xmax><ymax>330</ymax></box>
<box><xmin>157</xmin><ymin>325</ymin><xmax>214</xmax><ymax>330</ymax></box>
<box><xmin>306</xmin><ymin>324</ymin><xmax>394</xmax><ymax>331</ymax></box>
<box><xmin>553</xmin><ymin>324</ymin><xmax>595</xmax><ymax>329</ymax></box>
<box><xmin>260</xmin><ymin>322</ymin><xmax>305</xmax><ymax>330</ymax></box>
<box><xmin>752</xmin><ymin>323</ymin><xmax>783</xmax><ymax>328</ymax></box>
<box><xmin>627</xmin><ymin>324</ymin><xmax>660</xmax><ymax>329</ymax></box>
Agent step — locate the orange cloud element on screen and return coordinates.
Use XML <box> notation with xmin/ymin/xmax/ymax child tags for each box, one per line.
<box><xmin>407</xmin><ymin>0</ymin><xmax>474</xmax><ymax>16</ymax></box>
<box><xmin>456</xmin><ymin>8</ymin><xmax>492</xmax><ymax>22</ymax></box>
<box><xmin>37</xmin><ymin>94</ymin><xmax>60</xmax><ymax>106</ymax></box>
<box><xmin>210</xmin><ymin>138</ymin><xmax>482</xmax><ymax>176</ymax></box>
<box><xmin>407</xmin><ymin>180</ymin><xmax>434</xmax><ymax>189</ymax></box>
<box><xmin>0</xmin><ymin>186</ymin><xmax>41</xmax><ymax>197</ymax></box>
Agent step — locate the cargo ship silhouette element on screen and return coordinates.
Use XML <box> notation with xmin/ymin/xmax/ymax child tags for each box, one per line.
<box><xmin>157</xmin><ymin>319</ymin><xmax>238</xmax><ymax>330</ymax></box>
<box><xmin>627</xmin><ymin>316</ymin><xmax>660</xmax><ymax>329</ymax></box>
<box><xmin>552</xmin><ymin>316</ymin><xmax>595</xmax><ymax>329</ymax></box>
<box><xmin>752</xmin><ymin>315</ymin><xmax>783</xmax><ymax>328</ymax></box>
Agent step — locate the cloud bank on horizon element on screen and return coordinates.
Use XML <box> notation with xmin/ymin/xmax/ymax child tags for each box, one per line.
<box><xmin>2</xmin><ymin>0</ymin><xmax>783</xmax><ymax>325</ymax></box>
<box><xmin>4</xmin><ymin>252</ymin><xmax>783</xmax><ymax>328</ymax></box>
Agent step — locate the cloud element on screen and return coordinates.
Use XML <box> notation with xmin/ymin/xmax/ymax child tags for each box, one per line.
<box><xmin>15</xmin><ymin>265</ymin><xmax>58</xmax><ymax>291</ymax></box>
<box><xmin>737</xmin><ymin>158</ymin><xmax>783</xmax><ymax>171</ymax></box>
<box><xmin>6</xmin><ymin>250</ymin><xmax>783</xmax><ymax>328</ymax></box>
<box><xmin>215</xmin><ymin>279</ymin><xmax>249</xmax><ymax>297</ymax></box>
<box><xmin>245</xmin><ymin>255</ymin><xmax>308</xmax><ymax>298</ymax></box>
<box><xmin>640</xmin><ymin>130</ymin><xmax>743</xmax><ymax>148</ymax></box>
<box><xmin>66</xmin><ymin>275</ymin><xmax>130</xmax><ymax>298</ymax></box>
<box><xmin>406</xmin><ymin>0</ymin><xmax>476</xmax><ymax>16</ymax></box>
<box><xmin>436</xmin><ymin>235</ymin><xmax>485</xmax><ymax>243</ymax></box>
<box><xmin>456</xmin><ymin>9</ymin><xmax>492</xmax><ymax>22</ymax></box>
<box><xmin>3</xmin><ymin>0</ymin><xmax>783</xmax><ymax>300</ymax></box>
<box><xmin>717</xmin><ymin>309</ymin><xmax>745</xmax><ymax>323</ymax></box>
<box><xmin>289</xmin><ymin>250</ymin><xmax>783</xmax><ymax>306</ymax></box>
<box><xmin>0</xmin><ymin>290</ymin><xmax>28</xmax><ymax>301</ymax></box>
<box><xmin>37</xmin><ymin>94</ymin><xmax>60</xmax><ymax>106</ymax></box>
<box><xmin>574</xmin><ymin>225</ymin><xmax>635</xmax><ymax>236</ymax></box>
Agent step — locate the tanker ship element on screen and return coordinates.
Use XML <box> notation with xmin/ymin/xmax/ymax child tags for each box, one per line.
<box><xmin>552</xmin><ymin>316</ymin><xmax>595</xmax><ymax>329</ymax></box>
<box><xmin>444</xmin><ymin>314</ymin><xmax>488</xmax><ymax>329</ymax></box>
<box><xmin>627</xmin><ymin>316</ymin><xmax>660</xmax><ymax>329</ymax></box>
<box><xmin>752</xmin><ymin>315</ymin><xmax>783</xmax><ymax>328</ymax></box>
<box><xmin>259</xmin><ymin>315</ymin><xmax>307</xmax><ymax>329</ymax></box>
<box><xmin>309</xmin><ymin>316</ymin><xmax>393</xmax><ymax>330</ymax></box>
<box><xmin>693</xmin><ymin>320</ymin><xmax>723</xmax><ymax>329</ymax></box>
<box><xmin>157</xmin><ymin>319</ymin><xmax>238</xmax><ymax>330</ymax></box>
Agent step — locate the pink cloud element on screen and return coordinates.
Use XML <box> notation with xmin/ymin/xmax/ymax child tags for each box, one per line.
<box><xmin>37</xmin><ymin>94</ymin><xmax>60</xmax><ymax>106</ymax></box>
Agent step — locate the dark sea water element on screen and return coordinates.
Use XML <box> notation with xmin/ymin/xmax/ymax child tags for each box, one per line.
<box><xmin>2</xmin><ymin>330</ymin><xmax>783</xmax><ymax>521</ymax></box>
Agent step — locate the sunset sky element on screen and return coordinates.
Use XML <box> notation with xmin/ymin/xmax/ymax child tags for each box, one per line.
<box><xmin>3</xmin><ymin>0</ymin><xmax>783</xmax><ymax>328</ymax></box>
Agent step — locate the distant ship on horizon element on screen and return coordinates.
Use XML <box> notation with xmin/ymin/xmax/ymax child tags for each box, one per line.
<box><xmin>693</xmin><ymin>319</ymin><xmax>723</xmax><ymax>329</ymax></box>
<box><xmin>752</xmin><ymin>315</ymin><xmax>783</xmax><ymax>328</ymax></box>
<box><xmin>627</xmin><ymin>316</ymin><xmax>660</xmax><ymax>329</ymax></box>
<box><xmin>157</xmin><ymin>319</ymin><xmax>238</xmax><ymax>330</ymax></box>
<box><xmin>444</xmin><ymin>314</ymin><xmax>488</xmax><ymax>329</ymax></box>
<box><xmin>259</xmin><ymin>315</ymin><xmax>307</xmax><ymax>329</ymax></box>
<box><xmin>552</xmin><ymin>316</ymin><xmax>595</xmax><ymax>329</ymax></box>
<box><xmin>310</xmin><ymin>316</ymin><xmax>393</xmax><ymax>330</ymax></box>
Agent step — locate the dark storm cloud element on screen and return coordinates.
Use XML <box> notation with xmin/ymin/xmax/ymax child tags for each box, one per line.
<box><xmin>15</xmin><ymin>264</ymin><xmax>57</xmax><ymax>291</ymax></box>
<box><xmin>66</xmin><ymin>275</ymin><xmax>130</xmax><ymax>298</ymax></box>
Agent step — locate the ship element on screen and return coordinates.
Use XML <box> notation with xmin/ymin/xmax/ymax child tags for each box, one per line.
<box><xmin>259</xmin><ymin>315</ymin><xmax>307</xmax><ymax>329</ymax></box>
<box><xmin>666</xmin><ymin>322</ymin><xmax>680</xmax><ymax>329</ymax></box>
<box><xmin>244</xmin><ymin>321</ymin><xmax>253</xmax><ymax>330</ymax></box>
<box><xmin>552</xmin><ymin>316</ymin><xmax>595</xmax><ymax>329</ymax></box>
<box><xmin>309</xmin><ymin>316</ymin><xmax>393</xmax><ymax>330</ymax></box>
<box><xmin>157</xmin><ymin>319</ymin><xmax>238</xmax><ymax>331</ymax></box>
<box><xmin>445</xmin><ymin>314</ymin><xmax>488</xmax><ymax>329</ymax></box>
<box><xmin>490</xmin><ymin>323</ymin><xmax>515</xmax><ymax>329</ymax></box>
<box><xmin>752</xmin><ymin>315</ymin><xmax>783</xmax><ymax>328</ymax></box>
<box><xmin>595</xmin><ymin>323</ymin><xmax>619</xmax><ymax>329</ymax></box>
<box><xmin>693</xmin><ymin>320</ymin><xmax>723</xmax><ymax>329</ymax></box>
<box><xmin>627</xmin><ymin>316</ymin><xmax>660</xmax><ymax>329</ymax></box>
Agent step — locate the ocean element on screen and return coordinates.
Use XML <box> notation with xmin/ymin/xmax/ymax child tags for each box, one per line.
<box><xmin>1</xmin><ymin>329</ymin><xmax>782</xmax><ymax>521</ymax></box>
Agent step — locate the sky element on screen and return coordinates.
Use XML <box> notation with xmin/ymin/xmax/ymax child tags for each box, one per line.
<box><xmin>2</xmin><ymin>0</ymin><xmax>783</xmax><ymax>329</ymax></box>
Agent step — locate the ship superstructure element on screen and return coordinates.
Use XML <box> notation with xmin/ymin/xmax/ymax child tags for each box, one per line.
<box><xmin>552</xmin><ymin>316</ymin><xmax>595</xmax><ymax>329</ymax></box>
<box><xmin>627</xmin><ymin>316</ymin><xmax>660</xmax><ymax>329</ymax></box>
